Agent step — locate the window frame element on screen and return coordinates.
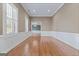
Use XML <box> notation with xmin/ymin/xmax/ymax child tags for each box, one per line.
<box><xmin>3</xmin><ymin>3</ymin><xmax>18</xmax><ymax>35</ymax></box>
<box><xmin>25</xmin><ymin>15</ymin><xmax>29</xmax><ymax>32</ymax></box>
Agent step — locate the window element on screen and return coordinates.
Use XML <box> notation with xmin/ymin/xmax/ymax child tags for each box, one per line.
<box><xmin>3</xmin><ymin>3</ymin><xmax>18</xmax><ymax>34</ymax></box>
<box><xmin>25</xmin><ymin>16</ymin><xmax>29</xmax><ymax>32</ymax></box>
<box><xmin>32</xmin><ymin>25</ymin><xmax>41</xmax><ymax>31</ymax></box>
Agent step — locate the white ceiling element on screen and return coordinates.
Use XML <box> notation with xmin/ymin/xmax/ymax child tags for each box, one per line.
<box><xmin>21</xmin><ymin>3</ymin><xmax>64</xmax><ymax>17</ymax></box>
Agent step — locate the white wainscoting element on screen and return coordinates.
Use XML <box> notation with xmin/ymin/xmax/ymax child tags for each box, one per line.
<box><xmin>0</xmin><ymin>31</ymin><xmax>79</xmax><ymax>53</ymax></box>
<box><xmin>0</xmin><ymin>32</ymin><xmax>32</xmax><ymax>53</ymax></box>
<box><xmin>41</xmin><ymin>31</ymin><xmax>79</xmax><ymax>50</ymax></box>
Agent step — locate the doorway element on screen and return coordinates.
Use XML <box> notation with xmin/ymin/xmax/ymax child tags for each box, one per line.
<box><xmin>32</xmin><ymin>24</ymin><xmax>41</xmax><ymax>31</ymax></box>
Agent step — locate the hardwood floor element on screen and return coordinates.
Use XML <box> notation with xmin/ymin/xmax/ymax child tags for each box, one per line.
<box><xmin>7</xmin><ymin>34</ymin><xmax>79</xmax><ymax>56</ymax></box>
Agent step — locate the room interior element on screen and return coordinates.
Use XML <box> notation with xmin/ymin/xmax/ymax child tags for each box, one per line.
<box><xmin>0</xmin><ymin>3</ymin><xmax>79</xmax><ymax>56</ymax></box>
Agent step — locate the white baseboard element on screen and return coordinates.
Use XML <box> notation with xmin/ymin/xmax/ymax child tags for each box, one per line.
<box><xmin>41</xmin><ymin>31</ymin><xmax>79</xmax><ymax>50</ymax></box>
<box><xmin>0</xmin><ymin>32</ymin><xmax>32</xmax><ymax>53</ymax></box>
<box><xmin>0</xmin><ymin>31</ymin><xmax>79</xmax><ymax>53</ymax></box>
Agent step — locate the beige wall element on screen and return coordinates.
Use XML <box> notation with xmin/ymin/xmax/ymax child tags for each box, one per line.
<box><xmin>14</xmin><ymin>3</ymin><xmax>30</xmax><ymax>32</ymax></box>
<box><xmin>28</xmin><ymin>18</ymin><xmax>31</xmax><ymax>31</ymax></box>
<box><xmin>0</xmin><ymin>4</ymin><xmax>3</xmax><ymax>35</ymax></box>
<box><xmin>30</xmin><ymin>17</ymin><xmax>52</xmax><ymax>31</ymax></box>
<box><xmin>52</xmin><ymin>3</ymin><xmax>79</xmax><ymax>33</ymax></box>
<box><xmin>0</xmin><ymin>3</ymin><xmax>79</xmax><ymax>34</ymax></box>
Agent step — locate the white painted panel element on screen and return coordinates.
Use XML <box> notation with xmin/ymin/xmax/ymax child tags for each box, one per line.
<box><xmin>0</xmin><ymin>31</ymin><xmax>78</xmax><ymax>53</ymax></box>
<box><xmin>0</xmin><ymin>32</ymin><xmax>32</xmax><ymax>53</ymax></box>
<box><xmin>75</xmin><ymin>34</ymin><xmax>79</xmax><ymax>48</ymax></box>
<box><xmin>41</xmin><ymin>31</ymin><xmax>79</xmax><ymax>50</ymax></box>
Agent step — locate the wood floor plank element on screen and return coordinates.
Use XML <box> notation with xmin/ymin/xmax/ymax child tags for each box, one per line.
<box><xmin>7</xmin><ymin>34</ymin><xmax>79</xmax><ymax>56</ymax></box>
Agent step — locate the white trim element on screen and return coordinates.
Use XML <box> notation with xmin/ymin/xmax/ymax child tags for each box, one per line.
<box><xmin>0</xmin><ymin>32</ymin><xmax>32</xmax><ymax>53</ymax></box>
<box><xmin>40</xmin><ymin>31</ymin><xmax>79</xmax><ymax>50</ymax></box>
<box><xmin>0</xmin><ymin>31</ymin><xmax>78</xmax><ymax>53</ymax></box>
<box><xmin>21</xmin><ymin>3</ymin><xmax>30</xmax><ymax>16</ymax></box>
<box><xmin>52</xmin><ymin>3</ymin><xmax>64</xmax><ymax>16</ymax></box>
<box><xmin>25</xmin><ymin>15</ymin><xmax>29</xmax><ymax>32</ymax></box>
<box><xmin>14</xmin><ymin>6</ymin><xmax>18</xmax><ymax>33</ymax></box>
<box><xmin>32</xmin><ymin>31</ymin><xmax>79</xmax><ymax>50</ymax></box>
